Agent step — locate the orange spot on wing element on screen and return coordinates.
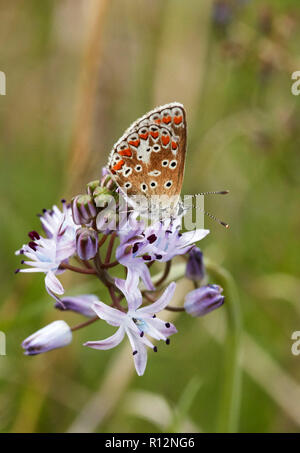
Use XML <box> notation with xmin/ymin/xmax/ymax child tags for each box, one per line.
<box><xmin>162</xmin><ymin>116</ymin><xmax>171</xmax><ymax>124</ymax></box>
<box><xmin>128</xmin><ymin>139</ymin><xmax>140</xmax><ymax>147</ymax></box>
<box><xmin>161</xmin><ymin>135</ymin><xmax>170</xmax><ymax>146</ymax></box>
<box><xmin>154</xmin><ymin>118</ymin><xmax>161</xmax><ymax>124</ymax></box>
<box><xmin>172</xmin><ymin>141</ymin><xmax>178</xmax><ymax>150</ymax></box>
<box><xmin>118</xmin><ymin>148</ymin><xmax>132</xmax><ymax>157</ymax></box>
<box><xmin>150</xmin><ymin>131</ymin><xmax>159</xmax><ymax>139</ymax></box>
<box><xmin>139</xmin><ymin>132</ymin><xmax>148</xmax><ymax>140</ymax></box>
<box><xmin>112</xmin><ymin>160</ymin><xmax>125</xmax><ymax>172</ymax></box>
<box><xmin>174</xmin><ymin>115</ymin><xmax>183</xmax><ymax>125</ymax></box>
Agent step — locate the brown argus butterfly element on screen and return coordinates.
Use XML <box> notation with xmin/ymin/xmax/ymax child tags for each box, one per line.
<box><xmin>107</xmin><ymin>102</ymin><xmax>186</xmax><ymax>218</ymax></box>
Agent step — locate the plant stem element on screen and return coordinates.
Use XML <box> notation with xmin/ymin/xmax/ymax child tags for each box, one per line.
<box><xmin>205</xmin><ymin>259</ymin><xmax>243</xmax><ymax>433</ymax></box>
<box><xmin>165</xmin><ymin>306</ymin><xmax>185</xmax><ymax>312</ymax></box>
<box><xmin>155</xmin><ymin>261</ymin><xmax>172</xmax><ymax>287</ymax></box>
<box><xmin>105</xmin><ymin>232</ymin><xmax>116</xmax><ymax>264</ymax></box>
<box><xmin>71</xmin><ymin>316</ymin><xmax>99</xmax><ymax>332</ymax></box>
<box><xmin>60</xmin><ymin>263</ymin><xmax>96</xmax><ymax>275</ymax></box>
<box><xmin>98</xmin><ymin>234</ymin><xmax>108</xmax><ymax>248</ymax></box>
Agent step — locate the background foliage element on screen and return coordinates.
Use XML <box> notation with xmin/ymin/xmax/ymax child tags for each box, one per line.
<box><xmin>0</xmin><ymin>0</ymin><xmax>300</xmax><ymax>433</ymax></box>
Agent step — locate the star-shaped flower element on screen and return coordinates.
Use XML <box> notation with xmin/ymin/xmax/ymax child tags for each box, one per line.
<box><xmin>15</xmin><ymin>201</ymin><xmax>79</xmax><ymax>295</ymax></box>
<box><xmin>84</xmin><ymin>275</ymin><xmax>177</xmax><ymax>376</ymax></box>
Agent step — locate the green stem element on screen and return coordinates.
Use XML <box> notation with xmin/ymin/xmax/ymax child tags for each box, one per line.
<box><xmin>205</xmin><ymin>259</ymin><xmax>243</xmax><ymax>433</ymax></box>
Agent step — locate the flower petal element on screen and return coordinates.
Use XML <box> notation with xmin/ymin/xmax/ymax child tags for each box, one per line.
<box><xmin>92</xmin><ymin>301</ymin><xmax>125</xmax><ymax>326</ymax></box>
<box><xmin>45</xmin><ymin>271</ymin><xmax>64</xmax><ymax>295</ymax></box>
<box><xmin>138</xmin><ymin>282</ymin><xmax>176</xmax><ymax>315</ymax></box>
<box><xmin>147</xmin><ymin>317</ymin><xmax>177</xmax><ymax>337</ymax></box>
<box><xmin>125</xmin><ymin>328</ymin><xmax>148</xmax><ymax>376</ymax></box>
<box><xmin>84</xmin><ymin>326</ymin><xmax>125</xmax><ymax>350</ymax></box>
<box><xmin>180</xmin><ymin>229</ymin><xmax>210</xmax><ymax>247</ymax></box>
<box><xmin>115</xmin><ymin>271</ymin><xmax>142</xmax><ymax>311</ymax></box>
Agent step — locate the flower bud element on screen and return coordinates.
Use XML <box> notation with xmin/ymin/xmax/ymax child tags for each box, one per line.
<box><xmin>76</xmin><ymin>227</ymin><xmax>98</xmax><ymax>260</ymax></box>
<box><xmin>71</xmin><ymin>195</ymin><xmax>97</xmax><ymax>225</ymax></box>
<box><xmin>93</xmin><ymin>186</ymin><xmax>115</xmax><ymax>208</ymax></box>
<box><xmin>86</xmin><ymin>180</ymin><xmax>100</xmax><ymax>197</ymax></box>
<box><xmin>184</xmin><ymin>284</ymin><xmax>224</xmax><ymax>317</ymax></box>
<box><xmin>185</xmin><ymin>247</ymin><xmax>205</xmax><ymax>281</ymax></box>
<box><xmin>55</xmin><ymin>294</ymin><xmax>97</xmax><ymax>317</ymax></box>
<box><xmin>22</xmin><ymin>320</ymin><xmax>72</xmax><ymax>355</ymax></box>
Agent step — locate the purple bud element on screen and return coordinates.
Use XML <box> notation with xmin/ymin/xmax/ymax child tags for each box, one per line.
<box><xmin>185</xmin><ymin>247</ymin><xmax>205</xmax><ymax>281</ymax></box>
<box><xmin>22</xmin><ymin>320</ymin><xmax>72</xmax><ymax>356</ymax></box>
<box><xmin>55</xmin><ymin>294</ymin><xmax>97</xmax><ymax>317</ymax></box>
<box><xmin>184</xmin><ymin>284</ymin><xmax>224</xmax><ymax>317</ymax></box>
<box><xmin>76</xmin><ymin>227</ymin><xmax>98</xmax><ymax>260</ymax></box>
<box><xmin>71</xmin><ymin>195</ymin><xmax>97</xmax><ymax>226</ymax></box>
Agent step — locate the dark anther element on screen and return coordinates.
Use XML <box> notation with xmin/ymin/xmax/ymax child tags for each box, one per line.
<box><xmin>143</xmin><ymin>255</ymin><xmax>152</xmax><ymax>261</ymax></box>
<box><xmin>132</xmin><ymin>350</ymin><xmax>138</xmax><ymax>356</ymax></box>
<box><xmin>153</xmin><ymin>346</ymin><xmax>158</xmax><ymax>352</ymax></box>
<box><xmin>165</xmin><ymin>322</ymin><xmax>170</xmax><ymax>328</ymax></box>
<box><xmin>28</xmin><ymin>241</ymin><xmax>37</xmax><ymax>251</ymax></box>
<box><xmin>42</xmin><ymin>208</ymin><xmax>47</xmax><ymax>213</ymax></box>
<box><xmin>61</xmin><ymin>199</ymin><xmax>66</xmax><ymax>203</ymax></box>
<box><xmin>140</xmin><ymin>332</ymin><xmax>144</xmax><ymax>337</ymax></box>
<box><xmin>166</xmin><ymin>339</ymin><xmax>170</xmax><ymax>345</ymax></box>
<box><xmin>19</xmin><ymin>249</ymin><xmax>24</xmax><ymax>254</ymax></box>
<box><xmin>155</xmin><ymin>254</ymin><xmax>162</xmax><ymax>260</ymax></box>
<box><xmin>14</xmin><ymin>269</ymin><xmax>20</xmax><ymax>274</ymax></box>
<box><xmin>132</xmin><ymin>243</ymin><xmax>139</xmax><ymax>254</ymax></box>
<box><xmin>28</xmin><ymin>231</ymin><xmax>40</xmax><ymax>240</ymax></box>
<box><xmin>166</xmin><ymin>230</ymin><xmax>172</xmax><ymax>234</ymax></box>
<box><xmin>147</xmin><ymin>234</ymin><xmax>157</xmax><ymax>244</ymax></box>
<box><xmin>21</xmin><ymin>260</ymin><xmax>25</xmax><ymax>264</ymax></box>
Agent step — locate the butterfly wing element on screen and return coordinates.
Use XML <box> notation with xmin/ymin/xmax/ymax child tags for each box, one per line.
<box><xmin>107</xmin><ymin>102</ymin><xmax>186</xmax><ymax>210</ymax></box>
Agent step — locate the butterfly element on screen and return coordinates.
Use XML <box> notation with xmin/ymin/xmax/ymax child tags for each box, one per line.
<box><xmin>107</xmin><ymin>102</ymin><xmax>186</xmax><ymax>218</ymax></box>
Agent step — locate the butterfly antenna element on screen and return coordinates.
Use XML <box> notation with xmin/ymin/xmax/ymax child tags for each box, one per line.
<box><xmin>196</xmin><ymin>190</ymin><xmax>229</xmax><ymax>195</ymax></box>
<box><xmin>194</xmin><ymin>206</ymin><xmax>229</xmax><ymax>229</ymax></box>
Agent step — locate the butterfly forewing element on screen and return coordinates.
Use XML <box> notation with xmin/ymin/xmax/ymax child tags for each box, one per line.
<box><xmin>107</xmin><ymin>102</ymin><xmax>186</xmax><ymax>213</ymax></box>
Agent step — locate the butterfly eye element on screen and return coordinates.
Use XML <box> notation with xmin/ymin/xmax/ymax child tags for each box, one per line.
<box><xmin>169</xmin><ymin>160</ymin><xmax>177</xmax><ymax>169</ymax></box>
<box><xmin>164</xmin><ymin>180</ymin><xmax>173</xmax><ymax>189</ymax></box>
<box><xmin>162</xmin><ymin>160</ymin><xmax>169</xmax><ymax>167</ymax></box>
<box><xmin>135</xmin><ymin>165</ymin><xmax>142</xmax><ymax>172</ymax></box>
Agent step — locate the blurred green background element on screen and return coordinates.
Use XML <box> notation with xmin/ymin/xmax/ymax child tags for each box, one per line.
<box><xmin>1</xmin><ymin>0</ymin><xmax>300</xmax><ymax>433</ymax></box>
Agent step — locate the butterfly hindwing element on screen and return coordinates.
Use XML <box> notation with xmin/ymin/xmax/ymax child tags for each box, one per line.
<box><xmin>107</xmin><ymin>102</ymin><xmax>186</xmax><ymax>209</ymax></box>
